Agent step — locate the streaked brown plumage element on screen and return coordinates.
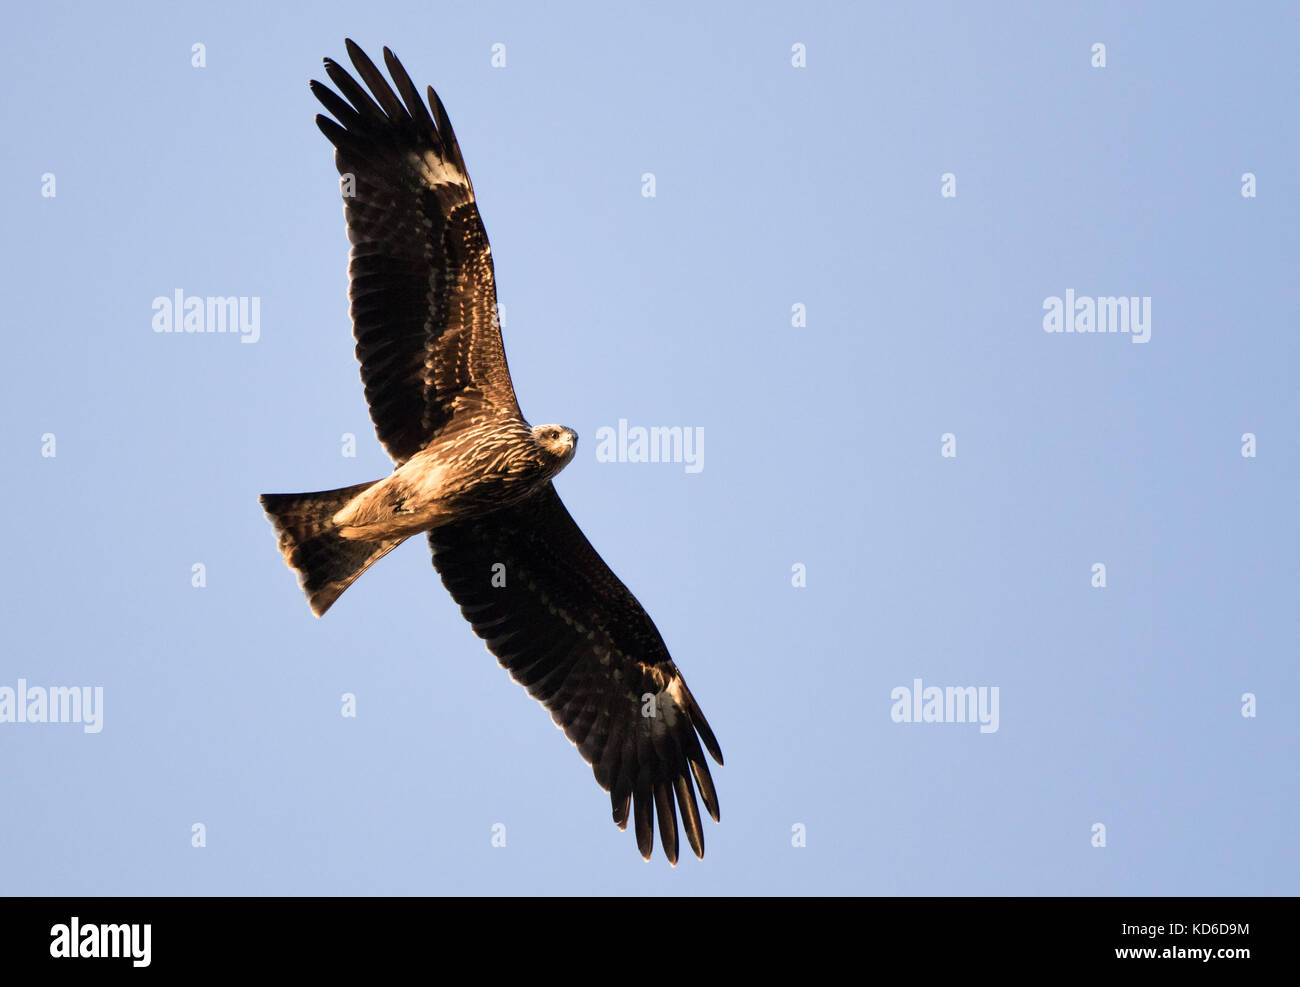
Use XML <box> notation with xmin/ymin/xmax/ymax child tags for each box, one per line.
<box><xmin>258</xmin><ymin>40</ymin><xmax>722</xmax><ymax>864</ymax></box>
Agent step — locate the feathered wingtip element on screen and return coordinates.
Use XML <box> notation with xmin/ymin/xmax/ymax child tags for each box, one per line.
<box><xmin>310</xmin><ymin>38</ymin><xmax>474</xmax><ymax>194</ymax></box>
<box><xmin>605</xmin><ymin>677</ymin><xmax>722</xmax><ymax>865</ymax></box>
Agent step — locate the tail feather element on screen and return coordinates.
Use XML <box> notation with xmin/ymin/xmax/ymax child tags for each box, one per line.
<box><xmin>259</xmin><ymin>481</ymin><xmax>404</xmax><ymax>616</ymax></box>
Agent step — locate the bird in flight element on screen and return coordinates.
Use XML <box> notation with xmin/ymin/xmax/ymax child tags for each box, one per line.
<box><xmin>259</xmin><ymin>40</ymin><xmax>722</xmax><ymax>863</ymax></box>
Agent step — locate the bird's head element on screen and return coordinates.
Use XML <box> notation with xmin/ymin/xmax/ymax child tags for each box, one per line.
<box><xmin>533</xmin><ymin>424</ymin><xmax>578</xmax><ymax>470</ymax></box>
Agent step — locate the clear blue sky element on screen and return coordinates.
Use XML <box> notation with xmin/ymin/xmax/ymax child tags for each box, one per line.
<box><xmin>1</xmin><ymin>1</ymin><xmax>1295</xmax><ymax>895</ymax></box>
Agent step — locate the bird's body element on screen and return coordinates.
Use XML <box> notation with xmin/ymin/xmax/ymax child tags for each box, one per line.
<box><xmin>333</xmin><ymin>420</ymin><xmax>576</xmax><ymax>540</ymax></box>
<box><xmin>259</xmin><ymin>40</ymin><xmax>722</xmax><ymax>864</ymax></box>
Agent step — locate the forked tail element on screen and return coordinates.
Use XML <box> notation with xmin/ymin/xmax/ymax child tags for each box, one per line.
<box><xmin>259</xmin><ymin>480</ymin><xmax>404</xmax><ymax>616</ymax></box>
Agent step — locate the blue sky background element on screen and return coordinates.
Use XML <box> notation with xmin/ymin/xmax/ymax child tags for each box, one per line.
<box><xmin>1</xmin><ymin>1</ymin><xmax>1295</xmax><ymax>895</ymax></box>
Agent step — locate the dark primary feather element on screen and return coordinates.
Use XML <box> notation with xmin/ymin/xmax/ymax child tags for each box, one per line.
<box><xmin>429</xmin><ymin>484</ymin><xmax>724</xmax><ymax>862</ymax></box>
<box><xmin>312</xmin><ymin>39</ymin><xmax>519</xmax><ymax>465</ymax></box>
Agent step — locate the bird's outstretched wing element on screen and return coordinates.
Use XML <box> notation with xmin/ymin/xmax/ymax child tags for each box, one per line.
<box><xmin>312</xmin><ymin>40</ymin><xmax>519</xmax><ymax>464</ymax></box>
<box><xmin>429</xmin><ymin>484</ymin><xmax>724</xmax><ymax>863</ymax></box>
